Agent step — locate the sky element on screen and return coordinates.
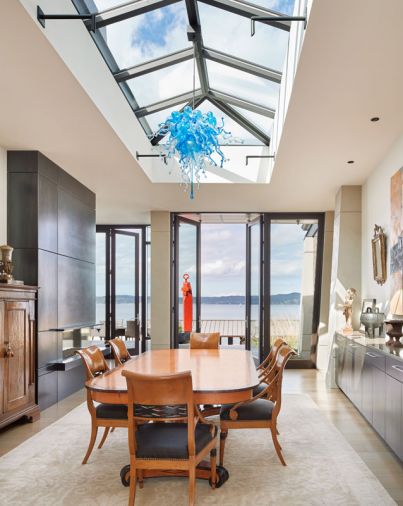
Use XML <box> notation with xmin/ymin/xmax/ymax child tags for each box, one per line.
<box><xmin>84</xmin><ymin>0</ymin><xmax>295</xmax><ymax>144</ymax></box>
<box><xmin>96</xmin><ymin>221</ymin><xmax>310</xmax><ymax>299</ymax></box>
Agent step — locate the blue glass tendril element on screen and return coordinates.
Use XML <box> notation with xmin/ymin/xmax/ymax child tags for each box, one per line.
<box><xmin>153</xmin><ymin>106</ymin><xmax>230</xmax><ymax>199</ymax></box>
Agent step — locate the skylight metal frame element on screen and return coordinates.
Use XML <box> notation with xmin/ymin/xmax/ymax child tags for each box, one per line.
<box><xmin>72</xmin><ymin>0</ymin><xmax>293</xmax><ymax>146</ymax></box>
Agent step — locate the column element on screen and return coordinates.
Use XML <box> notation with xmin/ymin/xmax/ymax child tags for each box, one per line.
<box><xmin>325</xmin><ymin>186</ymin><xmax>362</xmax><ymax>386</ymax></box>
<box><xmin>150</xmin><ymin>211</ymin><xmax>171</xmax><ymax>349</ymax></box>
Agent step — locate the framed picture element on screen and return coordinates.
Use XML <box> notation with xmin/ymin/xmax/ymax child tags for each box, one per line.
<box><xmin>372</xmin><ymin>225</ymin><xmax>387</xmax><ymax>285</ymax></box>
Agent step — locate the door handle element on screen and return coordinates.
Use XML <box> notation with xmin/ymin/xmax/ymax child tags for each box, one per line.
<box><xmin>391</xmin><ymin>365</ymin><xmax>403</xmax><ymax>374</ymax></box>
<box><xmin>349</xmin><ymin>344</ymin><xmax>359</xmax><ymax>348</ymax></box>
<box><xmin>366</xmin><ymin>352</ymin><xmax>380</xmax><ymax>358</ymax></box>
<box><xmin>5</xmin><ymin>344</ymin><xmax>14</xmax><ymax>358</ymax></box>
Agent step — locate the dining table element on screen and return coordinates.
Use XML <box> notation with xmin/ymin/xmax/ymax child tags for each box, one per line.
<box><xmin>86</xmin><ymin>348</ymin><xmax>259</xmax><ymax>488</ymax></box>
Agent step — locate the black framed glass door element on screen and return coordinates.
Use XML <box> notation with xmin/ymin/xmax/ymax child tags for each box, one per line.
<box><xmin>172</xmin><ymin>215</ymin><xmax>201</xmax><ymax>347</ymax></box>
<box><xmin>111</xmin><ymin>230</ymin><xmax>140</xmax><ymax>340</ymax></box>
<box><xmin>96</xmin><ymin>225</ymin><xmax>148</xmax><ymax>352</ymax></box>
<box><xmin>246</xmin><ymin>215</ymin><xmax>264</xmax><ymax>362</ymax></box>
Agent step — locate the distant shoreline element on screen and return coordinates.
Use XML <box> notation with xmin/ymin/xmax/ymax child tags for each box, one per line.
<box><xmin>96</xmin><ymin>293</ymin><xmax>301</xmax><ymax>305</ymax></box>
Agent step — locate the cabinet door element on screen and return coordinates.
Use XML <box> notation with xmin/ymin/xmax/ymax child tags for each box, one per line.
<box><xmin>361</xmin><ymin>355</ymin><xmax>373</xmax><ymax>422</ymax></box>
<box><xmin>0</xmin><ymin>302</ymin><xmax>4</xmax><ymax>415</ymax></box>
<box><xmin>3</xmin><ymin>300</ymin><xmax>35</xmax><ymax>413</ymax></box>
<box><xmin>372</xmin><ymin>366</ymin><xmax>385</xmax><ymax>438</ymax></box>
<box><xmin>351</xmin><ymin>345</ymin><xmax>364</xmax><ymax>410</ymax></box>
<box><xmin>385</xmin><ymin>375</ymin><xmax>402</xmax><ymax>459</ymax></box>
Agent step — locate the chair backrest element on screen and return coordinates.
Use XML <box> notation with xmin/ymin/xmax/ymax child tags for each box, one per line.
<box><xmin>190</xmin><ymin>332</ymin><xmax>220</xmax><ymax>349</ymax></box>
<box><xmin>266</xmin><ymin>345</ymin><xmax>296</xmax><ymax>417</ymax></box>
<box><xmin>122</xmin><ymin>370</ymin><xmax>197</xmax><ymax>456</ymax></box>
<box><xmin>75</xmin><ymin>346</ymin><xmax>110</xmax><ymax>381</ymax></box>
<box><xmin>258</xmin><ymin>338</ymin><xmax>286</xmax><ymax>372</ymax></box>
<box><xmin>109</xmin><ymin>338</ymin><xmax>131</xmax><ymax>366</ymax></box>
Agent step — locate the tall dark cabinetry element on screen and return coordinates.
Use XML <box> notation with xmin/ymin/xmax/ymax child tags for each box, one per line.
<box><xmin>8</xmin><ymin>151</ymin><xmax>96</xmax><ymax>409</ymax></box>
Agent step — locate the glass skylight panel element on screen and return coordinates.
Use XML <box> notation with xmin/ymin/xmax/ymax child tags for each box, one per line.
<box><xmin>232</xmin><ymin>106</ymin><xmax>274</xmax><ymax>135</ymax></box>
<box><xmin>198</xmin><ymin>4</ymin><xmax>289</xmax><ymax>70</ymax></box>
<box><xmin>83</xmin><ymin>0</ymin><xmax>128</xmax><ymax>12</ymax></box>
<box><xmin>246</xmin><ymin>0</ymin><xmax>295</xmax><ymax>15</ymax></box>
<box><xmin>144</xmin><ymin>102</ymin><xmax>188</xmax><ymax>133</ymax></box>
<box><xmin>207</xmin><ymin>61</ymin><xmax>279</xmax><ymax>111</ymax></box>
<box><xmin>127</xmin><ymin>60</ymin><xmax>200</xmax><ymax>107</ymax></box>
<box><xmin>196</xmin><ymin>101</ymin><xmax>263</xmax><ymax>145</ymax></box>
<box><xmin>97</xmin><ymin>2</ymin><xmax>191</xmax><ymax>70</ymax></box>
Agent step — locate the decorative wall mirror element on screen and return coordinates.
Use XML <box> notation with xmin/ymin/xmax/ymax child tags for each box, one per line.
<box><xmin>372</xmin><ymin>225</ymin><xmax>387</xmax><ymax>285</ymax></box>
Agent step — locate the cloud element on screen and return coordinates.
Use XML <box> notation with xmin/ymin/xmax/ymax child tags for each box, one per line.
<box><xmin>202</xmin><ymin>259</ymin><xmax>246</xmax><ymax>277</ymax></box>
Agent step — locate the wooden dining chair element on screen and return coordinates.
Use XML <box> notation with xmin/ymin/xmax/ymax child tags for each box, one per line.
<box><xmin>190</xmin><ymin>332</ymin><xmax>220</xmax><ymax>349</ymax></box>
<box><xmin>219</xmin><ymin>345</ymin><xmax>296</xmax><ymax>467</ymax></box>
<box><xmin>75</xmin><ymin>346</ymin><xmax>128</xmax><ymax>464</ymax></box>
<box><xmin>109</xmin><ymin>337</ymin><xmax>132</xmax><ymax>367</ymax></box>
<box><xmin>122</xmin><ymin>369</ymin><xmax>218</xmax><ymax>506</ymax></box>
<box><xmin>253</xmin><ymin>338</ymin><xmax>287</xmax><ymax>396</ymax></box>
<box><xmin>257</xmin><ymin>338</ymin><xmax>286</xmax><ymax>372</ymax></box>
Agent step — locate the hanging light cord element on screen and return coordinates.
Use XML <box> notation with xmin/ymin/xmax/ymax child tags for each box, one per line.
<box><xmin>192</xmin><ymin>45</ymin><xmax>196</xmax><ymax>110</ymax></box>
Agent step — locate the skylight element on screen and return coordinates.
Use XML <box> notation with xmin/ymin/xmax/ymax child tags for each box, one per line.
<box><xmin>74</xmin><ymin>0</ymin><xmax>295</xmax><ymax>146</ymax></box>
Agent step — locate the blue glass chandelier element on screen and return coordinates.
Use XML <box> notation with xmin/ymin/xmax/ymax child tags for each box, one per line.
<box><xmin>152</xmin><ymin>52</ymin><xmax>230</xmax><ymax>199</ymax></box>
<box><xmin>154</xmin><ymin>106</ymin><xmax>229</xmax><ymax>198</ymax></box>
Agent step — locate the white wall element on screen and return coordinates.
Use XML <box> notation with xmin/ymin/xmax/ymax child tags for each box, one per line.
<box><xmin>0</xmin><ymin>146</ymin><xmax>6</xmax><ymax>244</ymax></box>
<box><xmin>361</xmin><ymin>133</ymin><xmax>403</xmax><ymax>313</ymax></box>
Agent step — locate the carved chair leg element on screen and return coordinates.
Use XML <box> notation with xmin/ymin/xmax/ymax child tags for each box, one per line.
<box><xmin>188</xmin><ymin>464</ymin><xmax>196</xmax><ymax>506</ymax></box>
<box><xmin>98</xmin><ymin>426</ymin><xmax>110</xmax><ymax>449</ymax></box>
<box><xmin>128</xmin><ymin>461</ymin><xmax>137</xmax><ymax>506</ymax></box>
<box><xmin>210</xmin><ymin>449</ymin><xmax>217</xmax><ymax>489</ymax></box>
<box><xmin>271</xmin><ymin>427</ymin><xmax>286</xmax><ymax>466</ymax></box>
<box><xmin>82</xmin><ymin>423</ymin><xmax>98</xmax><ymax>464</ymax></box>
<box><xmin>219</xmin><ymin>429</ymin><xmax>228</xmax><ymax>466</ymax></box>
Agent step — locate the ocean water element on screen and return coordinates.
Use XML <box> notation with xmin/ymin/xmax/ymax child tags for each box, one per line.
<box><xmin>96</xmin><ymin>303</ymin><xmax>300</xmax><ymax>325</ymax></box>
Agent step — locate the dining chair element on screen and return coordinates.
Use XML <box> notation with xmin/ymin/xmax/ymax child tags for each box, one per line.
<box><xmin>109</xmin><ymin>337</ymin><xmax>132</xmax><ymax>367</ymax></box>
<box><xmin>75</xmin><ymin>345</ymin><xmax>128</xmax><ymax>464</ymax></box>
<box><xmin>122</xmin><ymin>369</ymin><xmax>218</xmax><ymax>506</ymax></box>
<box><xmin>219</xmin><ymin>345</ymin><xmax>296</xmax><ymax>467</ymax></box>
<box><xmin>190</xmin><ymin>332</ymin><xmax>220</xmax><ymax>349</ymax></box>
<box><xmin>253</xmin><ymin>338</ymin><xmax>287</xmax><ymax>396</ymax></box>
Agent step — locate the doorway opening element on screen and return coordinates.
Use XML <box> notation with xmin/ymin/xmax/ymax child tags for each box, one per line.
<box><xmin>171</xmin><ymin>213</ymin><xmax>324</xmax><ymax>366</ymax></box>
<box><xmin>96</xmin><ymin>225</ymin><xmax>150</xmax><ymax>354</ymax></box>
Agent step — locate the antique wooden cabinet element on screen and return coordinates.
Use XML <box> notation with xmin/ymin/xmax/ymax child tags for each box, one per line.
<box><xmin>0</xmin><ymin>284</ymin><xmax>39</xmax><ymax>429</ymax></box>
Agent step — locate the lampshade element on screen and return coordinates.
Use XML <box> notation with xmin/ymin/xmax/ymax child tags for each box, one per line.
<box><xmin>390</xmin><ymin>287</ymin><xmax>403</xmax><ymax>317</ymax></box>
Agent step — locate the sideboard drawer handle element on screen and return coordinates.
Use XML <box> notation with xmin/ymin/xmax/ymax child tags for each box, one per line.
<box><xmin>349</xmin><ymin>344</ymin><xmax>359</xmax><ymax>347</ymax></box>
<box><xmin>366</xmin><ymin>352</ymin><xmax>379</xmax><ymax>358</ymax></box>
<box><xmin>391</xmin><ymin>365</ymin><xmax>403</xmax><ymax>373</ymax></box>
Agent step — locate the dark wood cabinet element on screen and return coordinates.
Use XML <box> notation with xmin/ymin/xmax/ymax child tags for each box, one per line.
<box><xmin>0</xmin><ymin>285</ymin><xmax>39</xmax><ymax>429</ymax></box>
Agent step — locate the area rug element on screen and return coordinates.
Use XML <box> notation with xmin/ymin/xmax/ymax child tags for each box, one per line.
<box><xmin>0</xmin><ymin>394</ymin><xmax>395</xmax><ymax>506</ymax></box>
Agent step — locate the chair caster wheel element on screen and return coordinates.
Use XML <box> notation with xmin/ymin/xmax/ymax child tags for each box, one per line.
<box><xmin>211</xmin><ymin>465</ymin><xmax>229</xmax><ymax>488</ymax></box>
<box><xmin>120</xmin><ymin>465</ymin><xmax>130</xmax><ymax>487</ymax></box>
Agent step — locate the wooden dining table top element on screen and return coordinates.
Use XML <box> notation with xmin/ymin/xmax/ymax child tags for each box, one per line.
<box><xmin>86</xmin><ymin>349</ymin><xmax>259</xmax><ymax>405</ymax></box>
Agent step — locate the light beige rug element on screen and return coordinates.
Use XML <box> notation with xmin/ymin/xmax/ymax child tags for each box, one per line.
<box><xmin>0</xmin><ymin>394</ymin><xmax>395</xmax><ymax>506</ymax></box>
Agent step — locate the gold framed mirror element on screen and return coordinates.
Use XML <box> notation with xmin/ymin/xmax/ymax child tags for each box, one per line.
<box><xmin>372</xmin><ymin>225</ymin><xmax>387</xmax><ymax>285</ymax></box>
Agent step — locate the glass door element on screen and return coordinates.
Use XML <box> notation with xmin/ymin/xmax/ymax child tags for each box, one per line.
<box><xmin>246</xmin><ymin>215</ymin><xmax>263</xmax><ymax>362</ymax></box>
<box><xmin>267</xmin><ymin>215</ymin><xmax>323</xmax><ymax>363</ymax></box>
<box><xmin>112</xmin><ymin>230</ymin><xmax>140</xmax><ymax>341</ymax></box>
<box><xmin>172</xmin><ymin>215</ymin><xmax>201</xmax><ymax>347</ymax></box>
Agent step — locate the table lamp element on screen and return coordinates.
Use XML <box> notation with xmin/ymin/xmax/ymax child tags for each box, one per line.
<box><xmin>385</xmin><ymin>287</ymin><xmax>403</xmax><ymax>345</ymax></box>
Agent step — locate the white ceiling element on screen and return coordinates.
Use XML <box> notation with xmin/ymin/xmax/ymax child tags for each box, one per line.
<box><xmin>0</xmin><ymin>0</ymin><xmax>403</xmax><ymax>223</ymax></box>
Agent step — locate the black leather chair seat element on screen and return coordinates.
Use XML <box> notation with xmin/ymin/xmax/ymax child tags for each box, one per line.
<box><xmin>220</xmin><ymin>399</ymin><xmax>274</xmax><ymax>421</ymax></box>
<box><xmin>252</xmin><ymin>383</ymin><xmax>268</xmax><ymax>397</ymax></box>
<box><xmin>96</xmin><ymin>403</ymin><xmax>128</xmax><ymax>420</ymax></box>
<box><xmin>135</xmin><ymin>423</ymin><xmax>216</xmax><ymax>459</ymax></box>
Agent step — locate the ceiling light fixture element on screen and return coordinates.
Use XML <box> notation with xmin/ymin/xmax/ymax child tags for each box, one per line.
<box><xmin>152</xmin><ymin>49</ymin><xmax>230</xmax><ymax>199</ymax></box>
<box><xmin>347</xmin><ymin>160</ymin><xmax>355</xmax><ymax>164</ymax></box>
<box><xmin>370</xmin><ymin>117</ymin><xmax>380</xmax><ymax>122</ymax></box>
